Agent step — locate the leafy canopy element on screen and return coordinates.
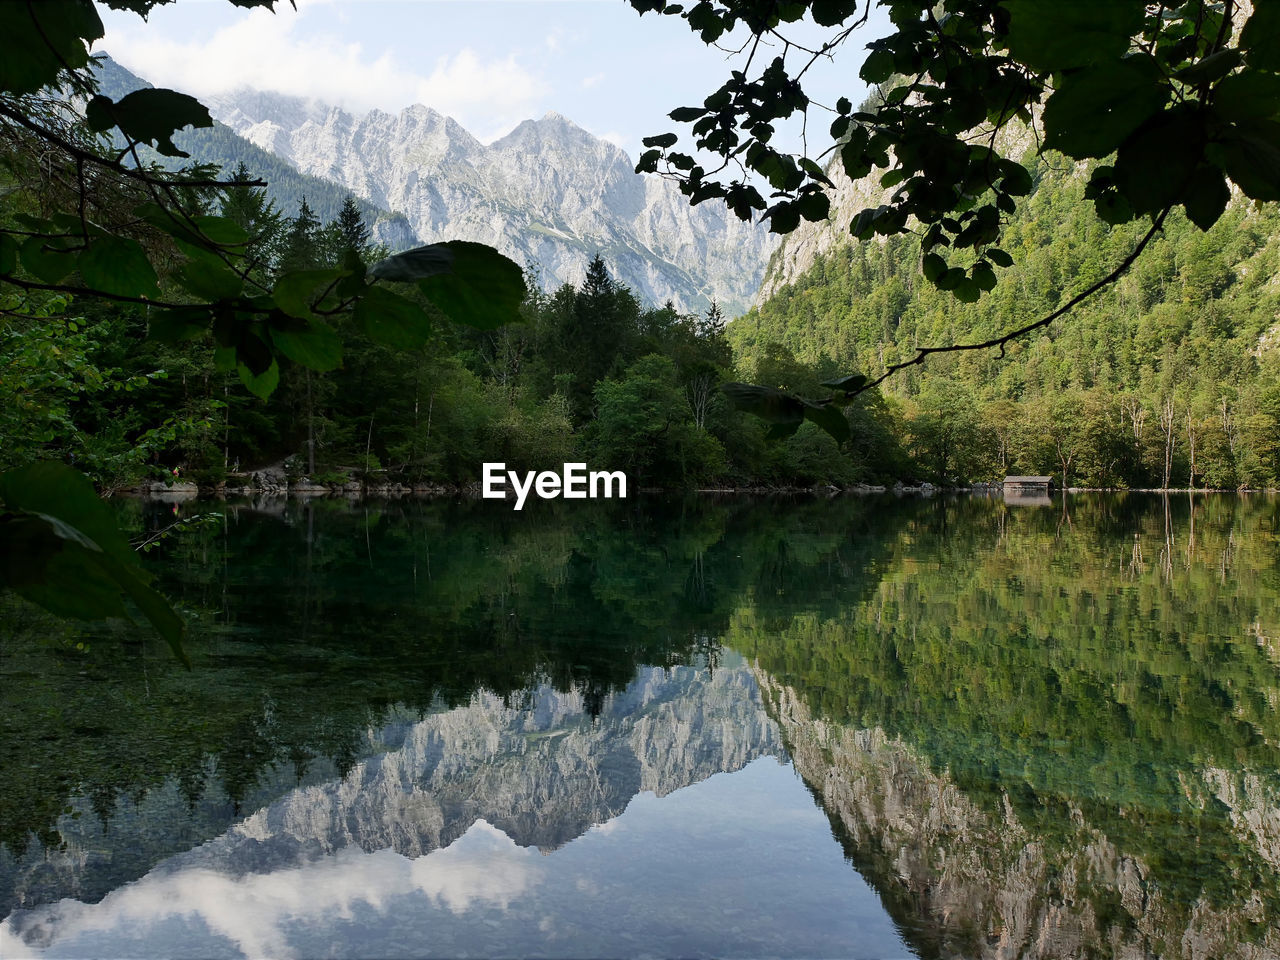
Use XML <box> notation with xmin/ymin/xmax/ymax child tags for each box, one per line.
<box><xmin>630</xmin><ymin>0</ymin><xmax>1280</xmax><ymax>435</ymax></box>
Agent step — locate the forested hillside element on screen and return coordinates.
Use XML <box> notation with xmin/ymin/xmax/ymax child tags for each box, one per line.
<box><xmin>733</xmin><ymin>156</ymin><xmax>1280</xmax><ymax>489</ymax></box>
<box><xmin>0</xmin><ymin>172</ymin><xmax>899</xmax><ymax>491</ymax></box>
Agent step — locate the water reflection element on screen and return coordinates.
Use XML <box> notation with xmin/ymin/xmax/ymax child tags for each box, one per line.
<box><xmin>2</xmin><ymin>662</ymin><xmax>912</xmax><ymax>959</ymax></box>
<box><xmin>2</xmin><ymin>493</ymin><xmax>1279</xmax><ymax>957</ymax></box>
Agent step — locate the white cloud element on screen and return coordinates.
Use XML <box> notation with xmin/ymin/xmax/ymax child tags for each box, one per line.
<box><xmin>97</xmin><ymin>2</ymin><xmax>548</xmax><ymax>133</ymax></box>
<box><xmin>2</xmin><ymin>826</ymin><xmax>540</xmax><ymax>960</ymax></box>
<box><xmin>580</xmin><ymin>72</ymin><xmax>604</xmax><ymax>89</ymax></box>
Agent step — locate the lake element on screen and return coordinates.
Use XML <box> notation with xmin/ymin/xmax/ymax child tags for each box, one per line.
<box><xmin>1</xmin><ymin>493</ymin><xmax>1278</xmax><ymax>959</ymax></box>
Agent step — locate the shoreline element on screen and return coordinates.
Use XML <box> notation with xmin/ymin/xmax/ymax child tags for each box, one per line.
<box><xmin>114</xmin><ymin>479</ymin><xmax>1280</xmax><ymax>501</ymax></box>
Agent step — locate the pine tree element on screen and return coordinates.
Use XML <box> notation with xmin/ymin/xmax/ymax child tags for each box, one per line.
<box><xmin>700</xmin><ymin>300</ymin><xmax>726</xmax><ymax>338</ymax></box>
<box><xmin>277</xmin><ymin>197</ymin><xmax>321</xmax><ymax>273</ymax></box>
<box><xmin>220</xmin><ymin>162</ymin><xmax>283</xmax><ymax>276</ymax></box>
<box><xmin>582</xmin><ymin>254</ymin><xmax>613</xmax><ymax>300</ymax></box>
<box><xmin>333</xmin><ymin>195</ymin><xmax>371</xmax><ymax>261</ymax></box>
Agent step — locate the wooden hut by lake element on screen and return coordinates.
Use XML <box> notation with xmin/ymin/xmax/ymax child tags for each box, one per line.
<box><xmin>1003</xmin><ymin>476</ymin><xmax>1053</xmax><ymax>493</ymax></box>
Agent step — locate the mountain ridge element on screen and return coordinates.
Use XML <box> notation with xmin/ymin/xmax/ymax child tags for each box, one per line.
<box><xmin>203</xmin><ymin>85</ymin><xmax>777</xmax><ymax>314</ymax></box>
<box><xmin>91</xmin><ymin>56</ymin><xmax>421</xmax><ymax>250</ymax></box>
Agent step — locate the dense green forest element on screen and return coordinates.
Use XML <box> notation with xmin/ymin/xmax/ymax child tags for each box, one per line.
<box><xmin>735</xmin><ymin>155</ymin><xmax>1280</xmax><ymax>489</ymax></box>
<box><xmin>6</xmin><ymin>59</ymin><xmax>1280</xmax><ymax>492</ymax></box>
<box><xmin>0</xmin><ymin>163</ymin><xmax>903</xmax><ymax>491</ymax></box>
<box><xmin>9</xmin><ymin>130</ymin><xmax>1280</xmax><ymax>492</ymax></box>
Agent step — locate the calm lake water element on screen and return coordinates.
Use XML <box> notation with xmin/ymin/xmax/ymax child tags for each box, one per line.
<box><xmin>1</xmin><ymin>493</ymin><xmax>1278</xmax><ymax>959</ymax></box>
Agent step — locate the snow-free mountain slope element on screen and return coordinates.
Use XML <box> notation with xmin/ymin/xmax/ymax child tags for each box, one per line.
<box><xmin>207</xmin><ymin>89</ymin><xmax>777</xmax><ymax>314</ymax></box>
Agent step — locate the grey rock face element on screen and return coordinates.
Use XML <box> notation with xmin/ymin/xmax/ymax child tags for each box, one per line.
<box><xmin>194</xmin><ymin>663</ymin><xmax>780</xmax><ymax>873</ymax></box>
<box><xmin>207</xmin><ymin>91</ymin><xmax>777</xmax><ymax>315</ymax></box>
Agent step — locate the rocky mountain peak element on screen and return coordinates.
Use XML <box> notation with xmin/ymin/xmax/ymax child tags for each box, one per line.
<box><xmin>207</xmin><ymin>90</ymin><xmax>776</xmax><ymax>314</ymax></box>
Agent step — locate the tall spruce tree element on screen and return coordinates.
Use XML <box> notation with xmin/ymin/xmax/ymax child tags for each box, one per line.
<box><xmin>219</xmin><ymin>162</ymin><xmax>283</xmax><ymax>277</ymax></box>
<box><xmin>277</xmin><ymin>197</ymin><xmax>322</xmax><ymax>273</ymax></box>
<box><xmin>332</xmin><ymin>195</ymin><xmax>371</xmax><ymax>261</ymax></box>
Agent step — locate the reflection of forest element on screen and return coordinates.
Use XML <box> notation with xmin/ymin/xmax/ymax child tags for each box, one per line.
<box><xmin>732</xmin><ymin>493</ymin><xmax>1280</xmax><ymax>959</ymax></box>
<box><xmin>3</xmin><ymin>493</ymin><xmax>1279</xmax><ymax>954</ymax></box>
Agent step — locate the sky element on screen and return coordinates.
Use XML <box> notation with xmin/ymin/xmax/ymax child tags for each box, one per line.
<box><xmin>96</xmin><ymin>0</ymin><xmax>889</xmax><ymax>164</ymax></box>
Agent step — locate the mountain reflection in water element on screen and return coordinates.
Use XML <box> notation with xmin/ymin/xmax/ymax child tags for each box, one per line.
<box><xmin>2</xmin><ymin>664</ymin><xmax>910</xmax><ymax>959</ymax></box>
<box><xmin>1</xmin><ymin>494</ymin><xmax>1279</xmax><ymax>958</ymax></box>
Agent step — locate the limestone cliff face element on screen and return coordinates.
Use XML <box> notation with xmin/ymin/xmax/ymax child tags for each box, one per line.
<box><xmin>207</xmin><ymin>92</ymin><xmax>777</xmax><ymax>315</ymax></box>
<box><xmin>1</xmin><ymin>662</ymin><xmax>780</xmax><ymax>913</ymax></box>
<box><xmin>755</xmin><ymin>671</ymin><xmax>1280</xmax><ymax>960</ymax></box>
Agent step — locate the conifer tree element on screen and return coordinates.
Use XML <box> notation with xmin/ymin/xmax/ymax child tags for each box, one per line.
<box><xmin>700</xmin><ymin>301</ymin><xmax>726</xmax><ymax>339</ymax></box>
<box><xmin>277</xmin><ymin>197</ymin><xmax>322</xmax><ymax>273</ymax></box>
<box><xmin>333</xmin><ymin>196</ymin><xmax>371</xmax><ymax>261</ymax></box>
<box><xmin>219</xmin><ymin>162</ymin><xmax>283</xmax><ymax>276</ymax></box>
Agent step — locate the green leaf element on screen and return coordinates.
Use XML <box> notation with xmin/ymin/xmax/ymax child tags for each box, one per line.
<box><xmin>766</xmin><ymin>421</ymin><xmax>804</xmax><ymax>442</ymax></box>
<box><xmin>821</xmin><ymin>374</ymin><xmax>869</xmax><ymax>394</ymax></box>
<box><xmin>336</xmin><ymin>247</ymin><xmax>368</xmax><ymax>299</ymax></box>
<box><xmin>272</xmin><ymin>268</ymin><xmax>343</xmax><ymax>320</ymax></box>
<box><xmin>1214</xmin><ymin>71</ymin><xmax>1280</xmax><ymax>124</ymax></box>
<box><xmin>174</xmin><ymin>261</ymin><xmax>243</xmax><ymax>301</ymax></box>
<box><xmin>0</xmin><ymin>462</ymin><xmax>131</xmax><ymax>562</ymax></box>
<box><xmin>922</xmin><ymin>252</ymin><xmax>947</xmax><ymax>283</ymax></box>
<box><xmin>417</xmin><ymin>241</ymin><xmax>525</xmax><ymax>330</ymax></box>
<box><xmin>767</xmin><ymin>203</ymin><xmax>801</xmax><ymax>234</ymax></box>
<box><xmin>271</xmin><ymin>320</ymin><xmax>343</xmax><ymax>372</ymax></box>
<box><xmin>0</xmin><ymin>514</ymin><xmax>127</xmax><ymax>620</ymax></box>
<box><xmin>354</xmin><ymin>285</ymin><xmax>434</xmax><ymax>348</ymax></box>
<box><xmin>1043</xmin><ymin>57</ymin><xmax>1167</xmax><ymax>159</ymax></box>
<box><xmin>1241</xmin><ymin>2</ymin><xmax>1280</xmax><ymax>72</ymax></box>
<box><xmin>0</xmin><ymin>462</ymin><xmax>188</xmax><ymax>665</ymax></box>
<box><xmin>1182</xmin><ymin>169</ymin><xmax>1231</xmax><ymax>229</ymax></box>
<box><xmin>1094</xmin><ymin>189</ymin><xmax>1135</xmax><ymax>224</ymax></box>
<box><xmin>0</xmin><ymin>233</ymin><xmax>17</xmax><ymax>275</ymax></box>
<box><xmin>802</xmin><ymin>400</ymin><xmax>850</xmax><ymax>444</ymax></box>
<box><xmin>954</xmin><ymin>278</ymin><xmax>982</xmax><ymax>303</ymax></box>
<box><xmin>972</xmin><ymin>261</ymin><xmax>998</xmax><ymax>291</ymax></box>
<box><xmin>20</xmin><ymin>237</ymin><xmax>78</xmax><ymax>284</ymax></box>
<box><xmin>936</xmin><ymin>267</ymin><xmax>966</xmax><ymax>291</ymax></box>
<box><xmin>1000</xmin><ymin>162</ymin><xmax>1034</xmax><ymax>197</ymax></box>
<box><xmin>114</xmin><ymin>571</ymin><xmax>188</xmax><ymax>666</ymax></box>
<box><xmin>669</xmin><ymin>106</ymin><xmax>705</xmax><ymax>122</ymax></box>
<box><xmin>78</xmin><ymin>237</ymin><xmax>161</xmax><ymax>298</ymax></box>
<box><xmin>148</xmin><ymin>307</ymin><xmax>210</xmax><ymax>344</ymax></box>
<box><xmin>987</xmin><ymin>247</ymin><xmax>1014</xmax><ymax>268</ymax></box>
<box><xmin>861</xmin><ymin>48</ymin><xmax>896</xmax><ymax>84</ymax></box>
<box><xmin>642</xmin><ymin>132</ymin><xmax>679</xmax><ymax>149</ymax></box>
<box><xmin>368</xmin><ymin>245</ymin><xmax>454</xmax><ymax>283</ymax></box>
<box><xmin>191</xmin><ymin>215</ymin><xmax>250</xmax><ymax>247</ymax></box>
<box><xmin>1214</xmin><ymin>119</ymin><xmax>1280</xmax><ymax>202</ymax></box>
<box><xmin>0</xmin><ymin>2</ymin><xmax>103</xmax><ymax>96</ymax></box>
<box><xmin>812</xmin><ymin>0</ymin><xmax>857</xmax><ymax>27</ymax></box>
<box><xmin>1174</xmin><ymin>48</ymin><xmax>1242</xmax><ymax>86</ymax></box>
<box><xmin>1003</xmin><ymin>0</ymin><xmax>1145</xmax><ymax>72</ymax></box>
<box><xmin>799</xmin><ymin>157</ymin><xmax>833</xmax><ymax>186</ymax></box>
<box><xmin>89</xmin><ymin>88</ymin><xmax>213</xmax><ymax>158</ymax></box>
<box><xmin>721</xmin><ymin>382</ymin><xmax>805</xmax><ymax>425</ymax></box>
<box><xmin>1114</xmin><ymin>105</ymin><xmax>1205</xmax><ymax>213</ymax></box>
<box><xmin>238</xmin><ymin>358</ymin><xmax>280</xmax><ymax>400</ymax></box>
